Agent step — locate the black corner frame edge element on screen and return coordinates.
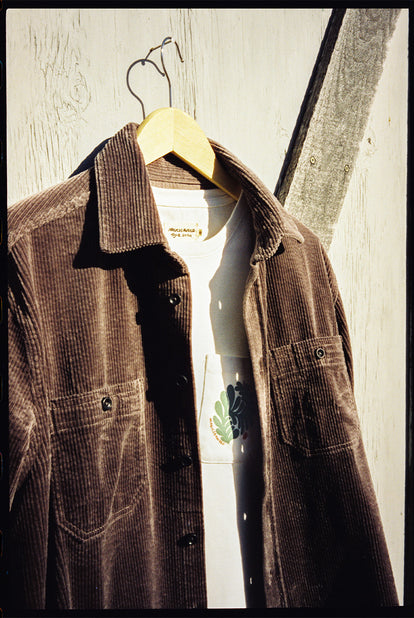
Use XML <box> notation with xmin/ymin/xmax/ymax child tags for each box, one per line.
<box><xmin>0</xmin><ymin>0</ymin><xmax>8</xmax><ymax>614</ymax></box>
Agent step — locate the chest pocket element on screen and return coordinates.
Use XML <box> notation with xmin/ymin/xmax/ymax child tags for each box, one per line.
<box><xmin>270</xmin><ymin>336</ymin><xmax>360</xmax><ymax>456</ymax></box>
<box><xmin>50</xmin><ymin>378</ymin><xmax>147</xmax><ymax>540</ymax></box>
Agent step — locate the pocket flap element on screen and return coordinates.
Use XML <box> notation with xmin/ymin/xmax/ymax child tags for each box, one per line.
<box><xmin>270</xmin><ymin>336</ymin><xmax>360</xmax><ymax>456</ymax></box>
<box><xmin>50</xmin><ymin>378</ymin><xmax>145</xmax><ymax>433</ymax></box>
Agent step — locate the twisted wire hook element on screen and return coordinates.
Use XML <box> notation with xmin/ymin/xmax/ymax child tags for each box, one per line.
<box><xmin>160</xmin><ymin>36</ymin><xmax>184</xmax><ymax>108</ymax></box>
<box><xmin>126</xmin><ymin>37</ymin><xmax>184</xmax><ymax>120</ymax></box>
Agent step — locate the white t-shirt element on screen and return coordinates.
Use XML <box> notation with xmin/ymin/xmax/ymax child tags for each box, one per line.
<box><xmin>152</xmin><ymin>186</ymin><xmax>262</xmax><ymax>608</ymax></box>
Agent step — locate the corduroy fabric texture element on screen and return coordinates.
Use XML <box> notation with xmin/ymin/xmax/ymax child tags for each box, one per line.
<box><xmin>8</xmin><ymin>123</ymin><xmax>398</xmax><ymax>609</ymax></box>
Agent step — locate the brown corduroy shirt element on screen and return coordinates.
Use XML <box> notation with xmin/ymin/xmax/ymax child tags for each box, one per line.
<box><xmin>8</xmin><ymin>123</ymin><xmax>398</xmax><ymax>609</ymax></box>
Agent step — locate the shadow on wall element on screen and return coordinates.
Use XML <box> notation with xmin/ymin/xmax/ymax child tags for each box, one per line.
<box><xmin>70</xmin><ymin>139</ymin><xmax>110</xmax><ymax>177</ymax></box>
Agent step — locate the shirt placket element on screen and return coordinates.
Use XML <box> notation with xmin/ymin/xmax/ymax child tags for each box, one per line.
<box><xmin>152</xmin><ymin>265</ymin><xmax>207</xmax><ymax>608</ymax></box>
<box><xmin>243</xmin><ymin>259</ymin><xmax>286</xmax><ymax>608</ymax></box>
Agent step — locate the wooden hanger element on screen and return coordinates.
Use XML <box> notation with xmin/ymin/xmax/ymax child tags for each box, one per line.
<box><xmin>137</xmin><ymin>106</ymin><xmax>241</xmax><ymax>200</ymax></box>
<box><xmin>129</xmin><ymin>37</ymin><xmax>241</xmax><ymax>201</ymax></box>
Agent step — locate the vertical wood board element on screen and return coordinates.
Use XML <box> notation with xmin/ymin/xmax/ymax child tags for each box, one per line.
<box><xmin>328</xmin><ymin>10</ymin><xmax>408</xmax><ymax>601</ymax></box>
<box><xmin>6</xmin><ymin>8</ymin><xmax>331</xmax><ymax>204</ymax></box>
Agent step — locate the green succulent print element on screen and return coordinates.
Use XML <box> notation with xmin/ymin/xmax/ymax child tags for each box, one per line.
<box><xmin>212</xmin><ymin>381</ymin><xmax>253</xmax><ymax>444</ymax></box>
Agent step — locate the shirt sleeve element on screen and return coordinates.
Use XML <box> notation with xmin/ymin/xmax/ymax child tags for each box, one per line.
<box><xmin>319</xmin><ymin>242</ymin><xmax>354</xmax><ymax>390</ymax></box>
<box><xmin>8</xmin><ymin>250</ymin><xmax>51</xmax><ymax>608</ymax></box>
<box><xmin>8</xmin><ymin>285</ymin><xmax>38</xmax><ymax>507</ymax></box>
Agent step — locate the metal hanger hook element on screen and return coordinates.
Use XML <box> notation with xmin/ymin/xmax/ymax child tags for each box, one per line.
<box><xmin>126</xmin><ymin>36</ymin><xmax>184</xmax><ymax>120</ymax></box>
<box><xmin>160</xmin><ymin>36</ymin><xmax>184</xmax><ymax>108</ymax></box>
<box><xmin>126</xmin><ymin>57</ymin><xmax>165</xmax><ymax>121</ymax></box>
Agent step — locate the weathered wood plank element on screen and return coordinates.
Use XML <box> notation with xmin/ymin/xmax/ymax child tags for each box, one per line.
<box><xmin>275</xmin><ymin>9</ymin><xmax>346</xmax><ymax>202</ymax></box>
<box><xmin>6</xmin><ymin>9</ymin><xmax>91</xmax><ymax>199</ymax></box>
<box><xmin>280</xmin><ymin>8</ymin><xmax>401</xmax><ymax>249</ymax></box>
<box><xmin>170</xmin><ymin>9</ymin><xmax>333</xmax><ymax>191</ymax></box>
<box><xmin>7</xmin><ymin>8</ymin><xmax>331</xmax><ymax>203</ymax></box>
<box><xmin>328</xmin><ymin>10</ymin><xmax>408</xmax><ymax>602</ymax></box>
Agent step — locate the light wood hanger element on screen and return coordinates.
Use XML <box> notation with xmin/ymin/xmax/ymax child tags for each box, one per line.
<box><xmin>129</xmin><ymin>37</ymin><xmax>241</xmax><ymax>201</ymax></box>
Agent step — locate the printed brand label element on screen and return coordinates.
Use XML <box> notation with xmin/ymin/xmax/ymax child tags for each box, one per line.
<box><xmin>166</xmin><ymin>224</ymin><xmax>203</xmax><ymax>239</ymax></box>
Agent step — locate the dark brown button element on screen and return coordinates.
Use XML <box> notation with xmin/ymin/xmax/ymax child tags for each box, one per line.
<box><xmin>176</xmin><ymin>374</ymin><xmax>189</xmax><ymax>388</ymax></box>
<box><xmin>315</xmin><ymin>347</ymin><xmax>325</xmax><ymax>360</ymax></box>
<box><xmin>178</xmin><ymin>533</ymin><xmax>197</xmax><ymax>547</ymax></box>
<box><xmin>180</xmin><ymin>454</ymin><xmax>193</xmax><ymax>468</ymax></box>
<box><xmin>161</xmin><ymin>454</ymin><xmax>193</xmax><ymax>473</ymax></box>
<box><xmin>101</xmin><ymin>396</ymin><xmax>112</xmax><ymax>411</ymax></box>
<box><xmin>168</xmin><ymin>293</ymin><xmax>182</xmax><ymax>307</ymax></box>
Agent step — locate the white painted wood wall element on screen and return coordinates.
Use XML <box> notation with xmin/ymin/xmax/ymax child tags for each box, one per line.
<box><xmin>6</xmin><ymin>8</ymin><xmax>408</xmax><ymax>602</ymax></box>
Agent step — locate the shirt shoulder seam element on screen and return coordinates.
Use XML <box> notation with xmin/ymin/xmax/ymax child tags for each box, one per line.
<box><xmin>8</xmin><ymin>189</ymin><xmax>90</xmax><ymax>250</ymax></box>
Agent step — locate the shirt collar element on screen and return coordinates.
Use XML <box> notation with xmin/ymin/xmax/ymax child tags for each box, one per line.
<box><xmin>94</xmin><ymin>122</ymin><xmax>304</xmax><ymax>258</ymax></box>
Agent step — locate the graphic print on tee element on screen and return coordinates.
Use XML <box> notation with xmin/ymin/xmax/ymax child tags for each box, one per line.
<box><xmin>211</xmin><ymin>382</ymin><xmax>254</xmax><ymax>445</ymax></box>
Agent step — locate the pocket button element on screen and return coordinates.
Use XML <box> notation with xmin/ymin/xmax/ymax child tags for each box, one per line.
<box><xmin>168</xmin><ymin>293</ymin><xmax>182</xmax><ymax>307</ymax></box>
<box><xmin>101</xmin><ymin>396</ymin><xmax>113</xmax><ymax>411</ymax></box>
<box><xmin>314</xmin><ymin>347</ymin><xmax>326</xmax><ymax>359</ymax></box>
